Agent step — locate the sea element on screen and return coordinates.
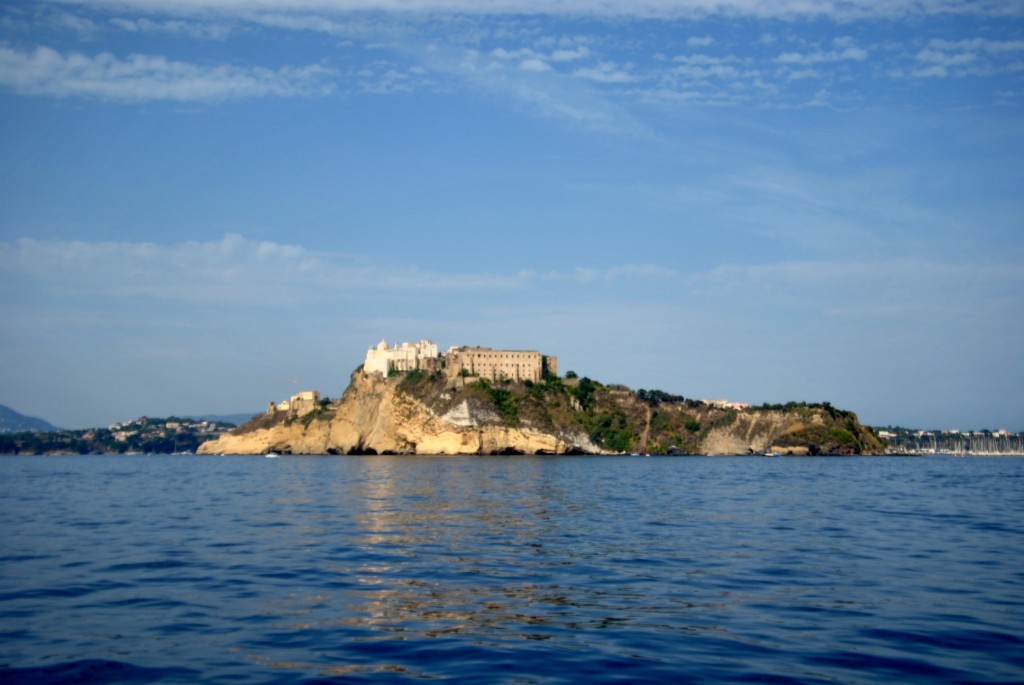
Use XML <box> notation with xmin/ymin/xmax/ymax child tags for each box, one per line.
<box><xmin>1</xmin><ymin>455</ymin><xmax>1022</xmax><ymax>684</ymax></box>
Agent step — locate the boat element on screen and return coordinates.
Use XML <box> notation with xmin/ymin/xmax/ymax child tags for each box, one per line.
<box><xmin>265</xmin><ymin>452</ymin><xmax>279</xmax><ymax>458</ymax></box>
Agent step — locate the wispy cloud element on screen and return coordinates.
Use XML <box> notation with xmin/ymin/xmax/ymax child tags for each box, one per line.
<box><xmin>418</xmin><ymin>44</ymin><xmax>651</xmax><ymax>136</ymax></box>
<box><xmin>10</xmin><ymin>3</ymin><xmax>1021</xmax><ymax>112</ymax></box>
<box><xmin>3</xmin><ymin>234</ymin><xmax>1020</xmax><ymax>428</ymax></box>
<box><xmin>518</xmin><ymin>57</ymin><xmax>551</xmax><ymax>72</ymax></box>
<box><xmin>572</xmin><ymin>61</ymin><xmax>636</xmax><ymax>83</ymax></box>
<box><xmin>907</xmin><ymin>37</ymin><xmax>1024</xmax><ymax>78</ymax></box>
<box><xmin>109</xmin><ymin>16</ymin><xmax>234</xmax><ymax>40</ymax></box>
<box><xmin>551</xmin><ymin>46</ymin><xmax>590</xmax><ymax>61</ymax></box>
<box><xmin>0</xmin><ymin>235</ymin><xmax>528</xmax><ymax>304</ymax></box>
<box><xmin>777</xmin><ymin>45</ymin><xmax>868</xmax><ymax>65</ymax></box>
<box><xmin>0</xmin><ymin>45</ymin><xmax>336</xmax><ymax>101</ymax></box>
<box><xmin>690</xmin><ymin>259</ymin><xmax>1024</xmax><ymax>315</ymax></box>
<box><xmin>14</xmin><ymin>235</ymin><xmax>1017</xmax><ymax>320</ymax></box>
<box><xmin>44</xmin><ymin>0</ymin><xmax>1024</xmax><ymax>21</ymax></box>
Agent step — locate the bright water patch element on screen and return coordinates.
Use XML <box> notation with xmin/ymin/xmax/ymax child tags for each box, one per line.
<box><xmin>1</xmin><ymin>455</ymin><xmax>1022</xmax><ymax>683</ymax></box>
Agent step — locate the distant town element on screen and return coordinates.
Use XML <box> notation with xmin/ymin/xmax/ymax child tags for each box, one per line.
<box><xmin>0</xmin><ymin>416</ymin><xmax>235</xmax><ymax>455</ymax></box>
<box><xmin>875</xmin><ymin>427</ymin><xmax>1024</xmax><ymax>456</ymax></box>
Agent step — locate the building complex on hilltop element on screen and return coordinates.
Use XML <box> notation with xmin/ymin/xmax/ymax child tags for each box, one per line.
<box><xmin>364</xmin><ymin>339</ymin><xmax>557</xmax><ymax>384</ymax></box>
<box><xmin>266</xmin><ymin>390</ymin><xmax>321</xmax><ymax>418</ymax></box>
<box><xmin>363</xmin><ymin>339</ymin><xmax>440</xmax><ymax>376</ymax></box>
<box><xmin>446</xmin><ymin>346</ymin><xmax>557</xmax><ymax>383</ymax></box>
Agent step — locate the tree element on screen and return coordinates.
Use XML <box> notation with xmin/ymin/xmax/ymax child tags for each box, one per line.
<box><xmin>573</xmin><ymin>377</ymin><xmax>596</xmax><ymax>411</ymax></box>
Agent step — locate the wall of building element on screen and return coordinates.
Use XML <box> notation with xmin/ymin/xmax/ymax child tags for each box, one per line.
<box><xmin>267</xmin><ymin>390</ymin><xmax>321</xmax><ymax>417</ymax></box>
<box><xmin>445</xmin><ymin>347</ymin><xmax>557</xmax><ymax>383</ymax></box>
<box><xmin>364</xmin><ymin>339</ymin><xmax>440</xmax><ymax>376</ymax></box>
<box><xmin>363</xmin><ymin>339</ymin><xmax>558</xmax><ymax>384</ymax></box>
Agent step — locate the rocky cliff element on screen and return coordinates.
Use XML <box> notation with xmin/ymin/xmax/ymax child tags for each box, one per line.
<box><xmin>198</xmin><ymin>371</ymin><xmax>885</xmax><ymax>456</ymax></box>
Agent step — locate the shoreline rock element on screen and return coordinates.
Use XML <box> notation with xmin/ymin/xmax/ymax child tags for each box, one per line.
<box><xmin>199</xmin><ymin>372</ymin><xmax>885</xmax><ymax>456</ymax></box>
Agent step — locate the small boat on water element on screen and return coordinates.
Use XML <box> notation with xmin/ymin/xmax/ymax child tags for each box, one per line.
<box><xmin>265</xmin><ymin>452</ymin><xmax>279</xmax><ymax>458</ymax></box>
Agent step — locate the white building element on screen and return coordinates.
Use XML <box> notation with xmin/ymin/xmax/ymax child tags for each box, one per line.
<box><xmin>267</xmin><ymin>390</ymin><xmax>321</xmax><ymax>417</ymax></box>
<box><xmin>701</xmin><ymin>398</ymin><xmax>749</xmax><ymax>411</ymax></box>
<box><xmin>364</xmin><ymin>339</ymin><xmax>440</xmax><ymax>376</ymax></box>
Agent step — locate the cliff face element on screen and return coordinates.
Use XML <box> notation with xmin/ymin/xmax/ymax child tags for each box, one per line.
<box><xmin>198</xmin><ymin>372</ymin><xmax>885</xmax><ymax>456</ymax></box>
<box><xmin>198</xmin><ymin>373</ymin><xmax>601</xmax><ymax>456</ymax></box>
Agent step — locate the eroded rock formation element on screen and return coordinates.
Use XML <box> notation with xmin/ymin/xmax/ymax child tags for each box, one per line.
<box><xmin>198</xmin><ymin>372</ymin><xmax>884</xmax><ymax>456</ymax></box>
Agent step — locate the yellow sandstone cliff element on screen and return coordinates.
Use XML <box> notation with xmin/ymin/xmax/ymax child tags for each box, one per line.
<box><xmin>198</xmin><ymin>373</ymin><xmax>602</xmax><ymax>456</ymax></box>
<box><xmin>199</xmin><ymin>371</ymin><xmax>885</xmax><ymax>456</ymax></box>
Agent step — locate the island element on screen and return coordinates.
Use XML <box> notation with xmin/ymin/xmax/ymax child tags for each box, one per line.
<box><xmin>197</xmin><ymin>339</ymin><xmax>885</xmax><ymax>456</ymax></box>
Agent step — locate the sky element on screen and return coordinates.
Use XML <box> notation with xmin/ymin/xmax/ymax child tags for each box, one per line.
<box><xmin>1</xmin><ymin>0</ymin><xmax>1022</xmax><ymax>431</ymax></box>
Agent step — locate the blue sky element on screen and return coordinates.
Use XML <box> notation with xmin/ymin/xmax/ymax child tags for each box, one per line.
<box><xmin>1</xmin><ymin>0</ymin><xmax>1022</xmax><ymax>431</ymax></box>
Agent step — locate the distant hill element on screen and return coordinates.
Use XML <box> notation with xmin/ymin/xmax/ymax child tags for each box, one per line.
<box><xmin>0</xmin><ymin>404</ymin><xmax>58</xmax><ymax>433</ymax></box>
<box><xmin>186</xmin><ymin>413</ymin><xmax>261</xmax><ymax>428</ymax></box>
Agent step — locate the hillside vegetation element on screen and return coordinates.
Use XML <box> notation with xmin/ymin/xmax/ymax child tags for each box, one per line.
<box><xmin>381</xmin><ymin>370</ymin><xmax>883</xmax><ymax>455</ymax></box>
<box><xmin>200</xmin><ymin>369</ymin><xmax>884</xmax><ymax>456</ymax></box>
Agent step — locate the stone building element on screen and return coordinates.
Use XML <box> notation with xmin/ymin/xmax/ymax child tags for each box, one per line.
<box><xmin>362</xmin><ymin>338</ymin><xmax>558</xmax><ymax>384</ymax></box>
<box><xmin>267</xmin><ymin>390</ymin><xmax>321</xmax><ymax>417</ymax></box>
<box><xmin>363</xmin><ymin>339</ymin><xmax>440</xmax><ymax>376</ymax></box>
<box><xmin>445</xmin><ymin>346</ymin><xmax>557</xmax><ymax>383</ymax></box>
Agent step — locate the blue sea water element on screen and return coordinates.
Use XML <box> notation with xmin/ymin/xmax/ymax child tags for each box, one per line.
<box><xmin>1</xmin><ymin>455</ymin><xmax>1022</xmax><ymax>684</ymax></box>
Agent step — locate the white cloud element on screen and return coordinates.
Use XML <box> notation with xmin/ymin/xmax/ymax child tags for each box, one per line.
<box><xmin>0</xmin><ymin>235</ymin><xmax>525</xmax><ymax>302</ymax></box>
<box><xmin>0</xmin><ymin>45</ymin><xmax>335</xmax><ymax>101</ymax></box>
<box><xmin>20</xmin><ymin>2</ymin><xmax>1019</xmax><ymax>113</ymax></box>
<box><xmin>690</xmin><ymin>259</ymin><xmax>1024</xmax><ymax>323</ymax></box>
<box><xmin>550</xmin><ymin>46</ymin><xmax>590</xmax><ymax>61</ymax></box>
<box><xmin>419</xmin><ymin>43</ymin><xmax>651</xmax><ymax>136</ymax></box>
<box><xmin>777</xmin><ymin>45</ymin><xmax>868</xmax><ymax>65</ymax></box>
<box><xmin>916</xmin><ymin>47</ymin><xmax>977</xmax><ymax>69</ymax></box>
<box><xmin>492</xmin><ymin>45</ymin><xmax>589</xmax><ymax>66</ymax></box>
<box><xmin>491</xmin><ymin>47</ymin><xmax>535</xmax><ymax>60</ymax></box>
<box><xmin>907</xmin><ymin>37</ymin><xmax>1024</xmax><ymax>78</ymax></box>
<box><xmin>3</xmin><ymin>235</ymin><xmax>1021</xmax><ymax>429</ymax></box>
<box><xmin>353</xmin><ymin>60</ymin><xmax>432</xmax><ymax>94</ymax></box>
<box><xmin>605</xmin><ymin>264</ymin><xmax>679</xmax><ymax>280</ymax></box>
<box><xmin>572</xmin><ymin>61</ymin><xmax>635</xmax><ymax>83</ymax></box>
<box><xmin>673</xmin><ymin>54</ymin><xmax>741</xmax><ymax>66</ymax></box>
<box><xmin>519</xmin><ymin>57</ymin><xmax>551</xmax><ymax>72</ymax></box>
<box><xmin>672</xmin><ymin>62</ymin><xmax>745</xmax><ymax>80</ymax></box>
<box><xmin>783</xmin><ymin>67</ymin><xmax>820</xmax><ymax>81</ymax></box>
<box><xmin>928</xmin><ymin>38</ymin><xmax>1024</xmax><ymax>54</ymax></box>
<box><xmin>237</xmin><ymin>10</ymin><xmax>397</xmax><ymax>39</ymax></box>
<box><xmin>51</xmin><ymin>10</ymin><xmax>101</xmax><ymax>37</ymax></box>
<box><xmin>109</xmin><ymin>16</ymin><xmax>234</xmax><ymax>39</ymax></box>
<box><xmin>43</xmin><ymin>0</ymin><xmax>1024</xmax><ymax>21</ymax></box>
<box><xmin>531</xmin><ymin>264</ymin><xmax>681</xmax><ymax>283</ymax></box>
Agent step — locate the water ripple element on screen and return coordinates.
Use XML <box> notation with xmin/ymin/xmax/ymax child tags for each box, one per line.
<box><xmin>1</xmin><ymin>455</ymin><xmax>1023</xmax><ymax>684</ymax></box>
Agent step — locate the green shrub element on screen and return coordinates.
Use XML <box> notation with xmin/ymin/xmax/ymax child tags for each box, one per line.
<box><xmin>573</xmin><ymin>377</ymin><xmax>596</xmax><ymax>411</ymax></box>
<box><xmin>589</xmin><ymin>411</ymin><xmax>633</xmax><ymax>452</ymax></box>
<box><xmin>829</xmin><ymin>428</ymin><xmax>857</xmax><ymax>446</ymax></box>
<box><xmin>474</xmin><ymin>379</ymin><xmax>520</xmax><ymax>425</ymax></box>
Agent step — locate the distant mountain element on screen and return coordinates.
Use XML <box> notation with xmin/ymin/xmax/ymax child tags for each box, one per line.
<box><xmin>186</xmin><ymin>413</ymin><xmax>261</xmax><ymax>428</ymax></box>
<box><xmin>0</xmin><ymin>404</ymin><xmax>58</xmax><ymax>433</ymax></box>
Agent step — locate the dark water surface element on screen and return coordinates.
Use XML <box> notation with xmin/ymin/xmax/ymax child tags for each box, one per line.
<box><xmin>1</xmin><ymin>455</ymin><xmax>1022</xmax><ymax>684</ymax></box>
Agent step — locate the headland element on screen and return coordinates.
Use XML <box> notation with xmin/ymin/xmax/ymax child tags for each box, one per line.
<box><xmin>197</xmin><ymin>339</ymin><xmax>885</xmax><ymax>456</ymax></box>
